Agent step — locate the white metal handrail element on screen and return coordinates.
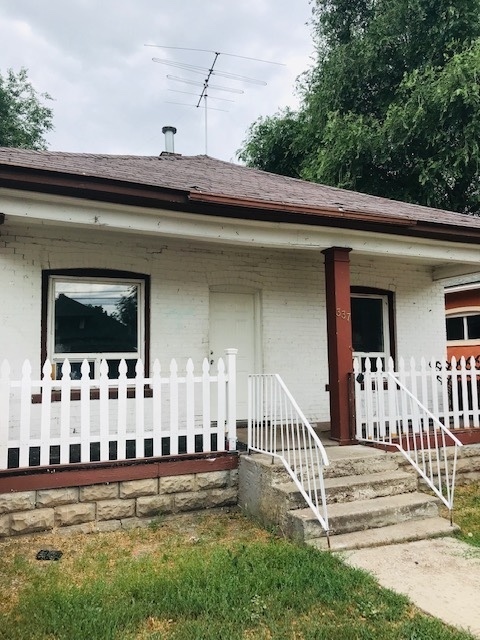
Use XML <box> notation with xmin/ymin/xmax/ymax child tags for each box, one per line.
<box><xmin>354</xmin><ymin>357</ymin><xmax>462</xmax><ymax>516</ymax></box>
<box><xmin>248</xmin><ymin>373</ymin><xmax>330</xmax><ymax>543</ymax></box>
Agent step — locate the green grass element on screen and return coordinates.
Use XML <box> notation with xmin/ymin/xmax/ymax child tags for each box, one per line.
<box><xmin>451</xmin><ymin>482</ymin><xmax>480</xmax><ymax>548</ymax></box>
<box><xmin>0</xmin><ymin>509</ymin><xmax>476</xmax><ymax>640</ymax></box>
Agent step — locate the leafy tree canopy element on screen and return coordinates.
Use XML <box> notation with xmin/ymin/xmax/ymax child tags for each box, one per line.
<box><xmin>238</xmin><ymin>0</ymin><xmax>480</xmax><ymax>214</ymax></box>
<box><xmin>0</xmin><ymin>68</ymin><xmax>54</xmax><ymax>150</ymax></box>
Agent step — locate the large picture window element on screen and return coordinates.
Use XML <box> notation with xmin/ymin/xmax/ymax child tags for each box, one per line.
<box><xmin>43</xmin><ymin>270</ymin><xmax>149</xmax><ymax>379</ymax></box>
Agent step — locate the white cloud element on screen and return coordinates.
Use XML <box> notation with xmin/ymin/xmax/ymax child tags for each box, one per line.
<box><xmin>0</xmin><ymin>0</ymin><xmax>315</xmax><ymax>161</ymax></box>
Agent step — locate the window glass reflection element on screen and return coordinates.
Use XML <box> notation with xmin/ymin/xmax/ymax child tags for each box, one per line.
<box><xmin>54</xmin><ymin>281</ymin><xmax>138</xmax><ymax>354</ymax></box>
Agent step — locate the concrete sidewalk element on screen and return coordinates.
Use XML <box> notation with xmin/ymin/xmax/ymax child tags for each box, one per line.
<box><xmin>340</xmin><ymin>537</ymin><xmax>480</xmax><ymax>637</ymax></box>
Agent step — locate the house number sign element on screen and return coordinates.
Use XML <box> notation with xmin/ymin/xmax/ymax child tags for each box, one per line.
<box><xmin>336</xmin><ymin>308</ymin><xmax>351</xmax><ymax>321</ymax></box>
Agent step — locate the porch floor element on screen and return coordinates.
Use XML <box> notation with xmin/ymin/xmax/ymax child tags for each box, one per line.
<box><xmin>236</xmin><ymin>423</ymin><xmax>367</xmax><ymax>459</ymax></box>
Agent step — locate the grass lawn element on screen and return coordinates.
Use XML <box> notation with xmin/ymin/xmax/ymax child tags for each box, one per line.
<box><xmin>0</xmin><ymin>501</ymin><xmax>478</xmax><ymax>640</ymax></box>
<box><xmin>450</xmin><ymin>482</ymin><xmax>480</xmax><ymax>548</ymax></box>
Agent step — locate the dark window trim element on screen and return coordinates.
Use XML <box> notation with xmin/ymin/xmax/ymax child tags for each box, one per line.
<box><xmin>41</xmin><ymin>268</ymin><xmax>151</xmax><ymax>377</ymax></box>
<box><xmin>351</xmin><ymin>286</ymin><xmax>396</xmax><ymax>365</ymax></box>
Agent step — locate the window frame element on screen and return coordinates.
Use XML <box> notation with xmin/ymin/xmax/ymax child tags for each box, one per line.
<box><xmin>41</xmin><ymin>269</ymin><xmax>150</xmax><ymax>379</ymax></box>
<box><xmin>446</xmin><ymin>307</ymin><xmax>480</xmax><ymax>345</ymax></box>
<box><xmin>350</xmin><ymin>287</ymin><xmax>395</xmax><ymax>368</ymax></box>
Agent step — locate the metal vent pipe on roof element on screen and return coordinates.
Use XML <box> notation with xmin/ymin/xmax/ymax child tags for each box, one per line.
<box><xmin>162</xmin><ymin>125</ymin><xmax>177</xmax><ymax>153</ymax></box>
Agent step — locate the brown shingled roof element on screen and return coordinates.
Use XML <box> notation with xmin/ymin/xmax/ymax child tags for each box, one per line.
<box><xmin>0</xmin><ymin>147</ymin><xmax>479</xmax><ymax>234</ymax></box>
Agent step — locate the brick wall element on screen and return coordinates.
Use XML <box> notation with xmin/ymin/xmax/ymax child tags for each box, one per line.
<box><xmin>0</xmin><ymin>224</ymin><xmax>447</xmax><ymax>422</ymax></box>
<box><xmin>351</xmin><ymin>255</ymin><xmax>446</xmax><ymax>360</ymax></box>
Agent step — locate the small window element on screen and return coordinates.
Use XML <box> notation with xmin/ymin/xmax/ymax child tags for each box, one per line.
<box><xmin>467</xmin><ymin>315</ymin><xmax>480</xmax><ymax>340</ymax></box>
<box><xmin>351</xmin><ymin>293</ymin><xmax>391</xmax><ymax>370</ymax></box>
<box><xmin>45</xmin><ymin>273</ymin><xmax>148</xmax><ymax>379</ymax></box>
<box><xmin>446</xmin><ymin>313</ymin><xmax>480</xmax><ymax>342</ymax></box>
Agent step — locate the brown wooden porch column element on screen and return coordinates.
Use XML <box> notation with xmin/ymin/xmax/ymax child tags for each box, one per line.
<box><xmin>323</xmin><ymin>247</ymin><xmax>355</xmax><ymax>445</ymax></box>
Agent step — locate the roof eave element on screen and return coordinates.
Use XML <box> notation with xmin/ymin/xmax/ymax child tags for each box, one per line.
<box><xmin>0</xmin><ymin>165</ymin><xmax>189</xmax><ymax>208</ymax></box>
<box><xmin>188</xmin><ymin>191</ymin><xmax>480</xmax><ymax>245</ymax></box>
<box><xmin>1</xmin><ymin>164</ymin><xmax>480</xmax><ymax>245</ymax></box>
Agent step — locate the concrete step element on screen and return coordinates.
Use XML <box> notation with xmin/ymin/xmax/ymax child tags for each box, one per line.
<box><xmin>308</xmin><ymin>517</ymin><xmax>459</xmax><ymax>551</ymax></box>
<box><xmin>247</xmin><ymin>447</ymin><xmax>402</xmax><ymax>484</ymax></box>
<box><xmin>285</xmin><ymin>492</ymin><xmax>440</xmax><ymax>542</ymax></box>
<box><xmin>275</xmin><ymin>470</ymin><xmax>417</xmax><ymax>509</ymax></box>
<box><xmin>324</xmin><ymin>447</ymin><xmax>401</xmax><ymax>479</ymax></box>
<box><xmin>325</xmin><ymin>470</ymin><xmax>417</xmax><ymax>503</ymax></box>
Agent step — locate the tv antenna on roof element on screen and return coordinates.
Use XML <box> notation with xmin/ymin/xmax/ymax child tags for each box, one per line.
<box><xmin>145</xmin><ymin>45</ymin><xmax>285</xmax><ymax>155</ymax></box>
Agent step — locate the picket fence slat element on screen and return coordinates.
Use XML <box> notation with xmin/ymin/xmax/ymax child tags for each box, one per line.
<box><xmin>216</xmin><ymin>358</ymin><xmax>226</xmax><ymax>451</ymax></box>
<box><xmin>0</xmin><ymin>350</ymin><xmax>237</xmax><ymax>471</ymax></box>
<box><xmin>0</xmin><ymin>361</ymin><xmax>11</xmax><ymax>469</ymax></box>
<box><xmin>135</xmin><ymin>360</ymin><xmax>145</xmax><ymax>459</ymax></box>
<box><xmin>152</xmin><ymin>359</ymin><xmax>162</xmax><ymax>457</ymax></box>
<box><xmin>40</xmin><ymin>361</ymin><xmax>52</xmax><ymax>467</ymax></box>
<box><xmin>202</xmin><ymin>358</ymin><xmax>211</xmax><ymax>450</ymax></box>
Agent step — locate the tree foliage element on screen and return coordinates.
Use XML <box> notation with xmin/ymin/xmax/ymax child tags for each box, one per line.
<box><xmin>238</xmin><ymin>0</ymin><xmax>480</xmax><ymax>214</ymax></box>
<box><xmin>237</xmin><ymin>108</ymin><xmax>305</xmax><ymax>178</ymax></box>
<box><xmin>0</xmin><ymin>68</ymin><xmax>53</xmax><ymax>150</ymax></box>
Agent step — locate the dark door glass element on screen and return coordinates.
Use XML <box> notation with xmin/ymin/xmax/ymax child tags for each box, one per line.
<box><xmin>351</xmin><ymin>297</ymin><xmax>384</xmax><ymax>353</ymax></box>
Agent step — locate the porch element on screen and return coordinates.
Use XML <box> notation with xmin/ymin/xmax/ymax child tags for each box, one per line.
<box><xmin>1</xmin><ymin>351</ymin><xmax>480</xmax><ymax>544</ymax></box>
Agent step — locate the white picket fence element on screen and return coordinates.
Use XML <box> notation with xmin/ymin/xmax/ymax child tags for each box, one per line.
<box><xmin>353</xmin><ymin>355</ymin><xmax>475</xmax><ymax>511</ymax></box>
<box><xmin>0</xmin><ymin>349</ymin><xmax>237</xmax><ymax>471</ymax></box>
<box><xmin>354</xmin><ymin>356</ymin><xmax>480</xmax><ymax>439</ymax></box>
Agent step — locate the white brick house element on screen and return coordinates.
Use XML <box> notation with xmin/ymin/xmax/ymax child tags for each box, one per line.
<box><xmin>1</xmin><ymin>147</ymin><xmax>479</xmax><ymax>448</ymax></box>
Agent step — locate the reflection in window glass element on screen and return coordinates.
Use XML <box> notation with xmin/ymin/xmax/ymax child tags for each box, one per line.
<box><xmin>55</xmin><ymin>360</ymin><xmax>95</xmax><ymax>380</ymax></box>
<box><xmin>54</xmin><ymin>281</ymin><xmax>138</xmax><ymax>354</ymax></box>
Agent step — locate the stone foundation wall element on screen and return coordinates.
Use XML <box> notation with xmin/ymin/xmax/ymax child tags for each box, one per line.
<box><xmin>452</xmin><ymin>444</ymin><xmax>480</xmax><ymax>485</ymax></box>
<box><xmin>0</xmin><ymin>469</ymin><xmax>238</xmax><ymax>538</ymax></box>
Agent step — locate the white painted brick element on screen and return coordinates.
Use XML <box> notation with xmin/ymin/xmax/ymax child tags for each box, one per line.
<box><xmin>0</xmin><ymin>225</ymin><xmax>449</xmax><ymax>424</ymax></box>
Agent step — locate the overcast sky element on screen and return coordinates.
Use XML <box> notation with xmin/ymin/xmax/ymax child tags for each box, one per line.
<box><xmin>0</xmin><ymin>1</ymin><xmax>316</xmax><ymax>162</ymax></box>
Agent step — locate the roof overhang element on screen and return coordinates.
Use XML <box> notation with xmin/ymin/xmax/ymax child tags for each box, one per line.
<box><xmin>1</xmin><ymin>187</ymin><xmax>479</xmax><ymax>280</ymax></box>
<box><xmin>1</xmin><ymin>164</ymin><xmax>480</xmax><ymax>246</ymax></box>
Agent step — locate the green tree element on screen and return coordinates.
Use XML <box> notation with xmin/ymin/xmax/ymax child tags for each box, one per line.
<box><xmin>237</xmin><ymin>108</ymin><xmax>304</xmax><ymax>178</ymax></box>
<box><xmin>0</xmin><ymin>68</ymin><xmax>53</xmax><ymax>150</ymax></box>
<box><xmin>238</xmin><ymin>0</ymin><xmax>480</xmax><ymax>214</ymax></box>
<box><xmin>113</xmin><ymin>286</ymin><xmax>138</xmax><ymax>344</ymax></box>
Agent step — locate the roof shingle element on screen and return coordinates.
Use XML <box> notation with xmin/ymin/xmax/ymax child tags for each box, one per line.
<box><xmin>0</xmin><ymin>147</ymin><xmax>479</xmax><ymax>230</ymax></box>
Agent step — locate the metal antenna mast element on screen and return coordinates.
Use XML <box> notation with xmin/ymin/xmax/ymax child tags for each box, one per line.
<box><xmin>146</xmin><ymin>45</ymin><xmax>285</xmax><ymax>155</ymax></box>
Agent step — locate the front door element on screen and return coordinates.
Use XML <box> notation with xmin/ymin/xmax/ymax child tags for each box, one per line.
<box><xmin>209</xmin><ymin>291</ymin><xmax>257</xmax><ymax>420</ymax></box>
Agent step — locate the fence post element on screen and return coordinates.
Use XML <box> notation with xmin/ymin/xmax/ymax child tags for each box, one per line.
<box><xmin>225</xmin><ymin>348</ymin><xmax>237</xmax><ymax>451</ymax></box>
